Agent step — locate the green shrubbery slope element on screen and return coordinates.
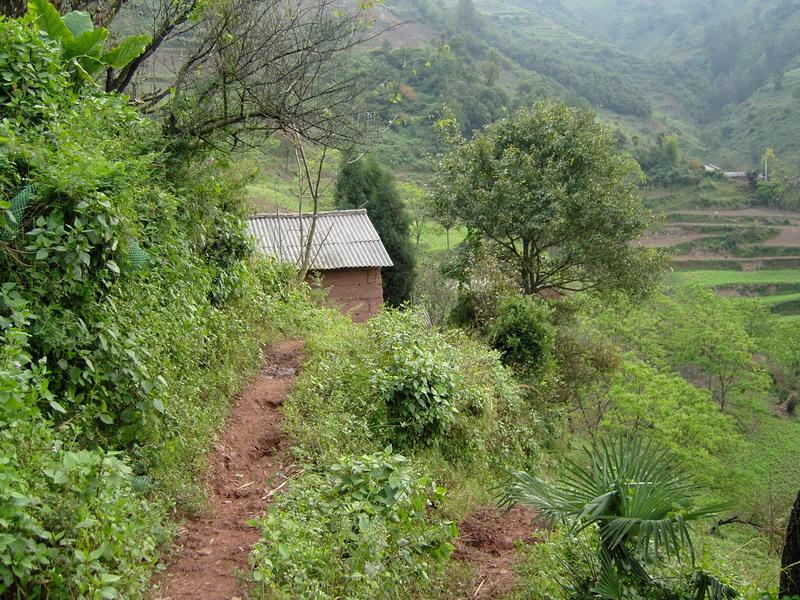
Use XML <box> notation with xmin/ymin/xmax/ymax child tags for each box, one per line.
<box><xmin>0</xmin><ymin>15</ymin><xmax>298</xmax><ymax>598</ymax></box>
<box><xmin>249</xmin><ymin>308</ymin><xmax>547</xmax><ymax>598</ymax></box>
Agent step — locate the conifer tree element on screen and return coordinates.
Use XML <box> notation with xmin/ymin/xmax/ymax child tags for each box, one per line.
<box><xmin>335</xmin><ymin>155</ymin><xmax>416</xmax><ymax>306</ymax></box>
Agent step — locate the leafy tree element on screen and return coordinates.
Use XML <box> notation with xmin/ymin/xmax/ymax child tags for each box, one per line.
<box><xmin>592</xmin><ymin>285</ymin><xmax>769</xmax><ymax>414</ymax></box>
<box><xmin>482</xmin><ymin>48</ymin><xmax>501</xmax><ymax>87</ymax></box>
<box><xmin>661</xmin><ymin>134</ymin><xmax>680</xmax><ymax>166</ymax></box>
<box><xmin>663</xmin><ymin>286</ymin><xmax>767</xmax><ymax>413</ymax></box>
<box><xmin>335</xmin><ymin>154</ymin><xmax>416</xmax><ymax>305</ymax></box>
<box><xmin>499</xmin><ymin>435</ymin><xmax>731</xmax><ymax>598</ymax></box>
<box><xmin>455</xmin><ymin>0</ymin><xmax>479</xmax><ymax>31</ymax></box>
<box><xmin>429</xmin><ymin>100</ymin><xmax>664</xmax><ymax>298</ymax></box>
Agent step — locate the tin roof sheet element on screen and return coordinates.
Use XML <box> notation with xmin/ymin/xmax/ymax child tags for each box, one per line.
<box><xmin>247</xmin><ymin>209</ymin><xmax>393</xmax><ymax>270</ymax></box>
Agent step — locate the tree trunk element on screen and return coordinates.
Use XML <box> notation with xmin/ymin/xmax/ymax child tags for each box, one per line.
<box><xmin>780</xmin><ymin>489</ymin><xmax>800</xmax><ymax>597</ymax></box>
<box><xmin>0</xmin><ymin>0</ymin><xmax>26</xmax><ymax>17</ymax></box>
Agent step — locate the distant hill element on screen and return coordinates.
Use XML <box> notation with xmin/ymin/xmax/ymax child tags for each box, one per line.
<box><xmin>372</xmin><ymin>0</ymin><xmax>800</xmax><ymax>171</ymax></box>
<box><xmin>114</xmin><ymin>0</ymin><xmax>800</xmax><ymax>171</ymax></box>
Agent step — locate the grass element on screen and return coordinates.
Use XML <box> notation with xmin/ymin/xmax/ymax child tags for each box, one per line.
<box><xmin>246</xmin><ymin>141</ymin><xmax>340</xmax><ymax>214</ymax></box>
<box><xmin>417</xmin><ymin>224</ymin><xmax>468</xmax><ymax>255</ymax></box>
<box><xmin>671</xmin><ymin>268</ymin><xmax>800</xmax><ymax>319</ymax></box>
<box><xmin>670</xmin><ymin>269</ymin><xmax>800</xmax><ymax>287</ymax></box>
<box><xmin>750</xmin><ymin>292</ymin><xmax>800</xmax><ymax>305</ymax></box>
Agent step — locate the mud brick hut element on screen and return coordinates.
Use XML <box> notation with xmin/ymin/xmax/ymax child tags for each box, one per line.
<box><xmin>247</xmin><ymin>209</ymin><xmax>393</xmax><ymax>322</ymax></box>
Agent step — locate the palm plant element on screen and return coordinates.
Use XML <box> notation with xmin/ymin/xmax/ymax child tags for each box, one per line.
<box><xmin>498</xmin><ymin>435</ymin><xmax>734</xmax><ymax>599</ymax></box>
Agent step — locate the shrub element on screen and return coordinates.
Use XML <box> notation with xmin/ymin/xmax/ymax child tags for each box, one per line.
<box><xmin>489</xmin><ymin>295</ymin><xmax>554</xmax><ymax>373</ymax></box>
<box><xmin>250</xmin><ymin>449</ymin><xmax>455</xmax><ymax>599</ymax></box>
<box><xmin>0</xmin><ymin>18</ymin><xmax>69</xmax><ymax>127</ymax></box>
<box><xmin>0</xmin><ymin>421</ymin><xmax>163</xmax><ymax>599</ymax></box>
<box><xmin>281</xmin><ymin>308</ymin><xmax>545</xmax><ymax>472</ymax></box>
<box><xmin>371</xmin><ymin>311</ymin><xmax>462</xmax><ymax>448</ymax></box>
<box><xmin>0</xmin><ymin>298</ymin><xmax>163</xmax><ymax>598</ymax></box>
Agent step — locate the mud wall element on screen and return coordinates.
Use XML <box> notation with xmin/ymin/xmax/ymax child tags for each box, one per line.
<box><xmin>308</xmin><ymin>267</ymin><xmax>384</xmax><ymax>322</ymax></box>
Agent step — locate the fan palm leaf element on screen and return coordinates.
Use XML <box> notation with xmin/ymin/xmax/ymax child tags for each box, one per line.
<box><xmin>498</xmin><ymin>434</ymin><xmax>727</xmax><ymax>582</ymax></box>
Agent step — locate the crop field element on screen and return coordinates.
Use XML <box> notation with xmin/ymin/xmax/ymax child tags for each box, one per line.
<box><xmin>645</xmin><ymin>180</ymin><xmax>800</xmax><ymax>316</ymax></box>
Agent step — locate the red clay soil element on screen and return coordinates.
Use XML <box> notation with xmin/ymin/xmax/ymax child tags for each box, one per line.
<box><xmin>454</xmin><ymin>506</ymin><xmax>547</xmax><ymax>599</ymax></box>
<box><xmin>151</xmin><ymin>340</ymin><xmax>304</xmax><ymax>600</ymax></box>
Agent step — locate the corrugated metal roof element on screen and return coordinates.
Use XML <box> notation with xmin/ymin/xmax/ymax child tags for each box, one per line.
<box><xmin>247</xmin><ymin>209</ymin><xmax>393</xmax><ymax>270</ymax></box>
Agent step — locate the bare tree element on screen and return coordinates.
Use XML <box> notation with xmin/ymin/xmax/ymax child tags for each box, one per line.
<box><xmin>289</xmin><ymin>131</ymin><xmax>328</xmax><ymax>281</ymax></box>
<box><xmin>0</xmin><ymin>0</ymin><xmax>26</xmax><ymax>18</ymax></box>
<box><xmin>109</xmin><ymin>0</ymin><xmax>391</xmax><ymax>150</ymax></box>
<box><xmin>5</xmin><ymin>0</ymin><xmax>397</xmax><ymax>151</ymax></box>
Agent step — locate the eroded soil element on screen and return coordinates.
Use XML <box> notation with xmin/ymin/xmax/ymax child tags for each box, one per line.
<box><xmin>152</xmin><ymin>340</ymin><xmax>303</xmax><ymax>600</ymax></box>
<box><xmin>454</xmin><ymin>506</ymin><xmax>547</xmax><ymax>599</ymax></box>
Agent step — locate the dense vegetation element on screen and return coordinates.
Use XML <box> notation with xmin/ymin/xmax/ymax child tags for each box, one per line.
<box><xmin>0</xmin><ymin>12</ymin><xmax>297</xmax><ymax>597</ymax></box>
<box><xmin>4</xmin><ymin>0</ymin><xmax>800</xmax><ymax>598</ymax></box>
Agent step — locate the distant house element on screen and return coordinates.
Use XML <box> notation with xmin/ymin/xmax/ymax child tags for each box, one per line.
<box><xmin>247</xmin><ymin>209</ymin><xmax>393</xmax><ymax>322</ymax></box>
<box><xmin>723</xmin><ymin>171</ymin><xmax>748</xmax><ymax>179</ymax></box>
<box><xmin>704</xmin><ymin>163</ymin><xmax>750</xmax><ymax>180</ymax></box>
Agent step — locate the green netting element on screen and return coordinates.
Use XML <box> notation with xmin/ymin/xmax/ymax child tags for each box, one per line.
<box><xmin>3</xmin><ymin>184</ymin><xmax>34</xmax><ymax>239</ymax></box>
<box><xmin>127</xmin><ymin>239</ymin><xmax>149</xmax><ymax>269</ymax></box>
<box><xmin>131</xmin><ymin>475</ymin><xmax>153</xmax><ymax>492</ymax></box>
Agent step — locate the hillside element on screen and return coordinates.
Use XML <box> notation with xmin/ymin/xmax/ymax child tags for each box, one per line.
<box><xmin>363</xmin><ymin>0</ymin><xmax>800</xmax><ymax>171</ymax></box>
<box><xmin>5</xmin><ymin>1</ymin><xmax>800</xmax><ymax>599</ymax></box>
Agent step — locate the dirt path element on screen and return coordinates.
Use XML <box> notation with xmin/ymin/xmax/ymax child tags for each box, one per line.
<box><xmin>454</xmin><ymin>506</ymin><xmax>546</xmax><ymax>599</ymax></box>
<box><xmin>152</xmin><ymin>340</ymin><xmax>304</xmax><ymax>600</ymax></box>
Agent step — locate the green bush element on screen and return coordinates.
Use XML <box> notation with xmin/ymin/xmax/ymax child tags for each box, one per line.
<box><xmin>250</xmin><ymin>449</ymin><xmax>455</xmax><ymax>599</ymax></box>
<box><xmin>489</xmin><ymin>295</ymin><xmax>554</xmax><ymax>373</ymax></box>
<box><xmin>0</xmin><ymin>297</ymin><xmax>163</xmax><ymax>598</ymax></box>
<box><xmin>0</xmin><ymin>18</ymin><xmax>69</xmax><ymax>127</ymax></box>
<box><xmin>0</xmin><ymin>421</ymin><xmax>163</xmax><ymax>599</ymax></box>
<box><xmin>371</xmin><ymin>311</ymin><xmax>461</xmax><ymax>448</ymax></box>
<box><xmin>282</xmin><ymin>308</ymin><xmax>544</xmax><ymax>471</ymax></box>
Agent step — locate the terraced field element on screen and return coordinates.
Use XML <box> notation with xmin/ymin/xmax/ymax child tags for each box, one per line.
<box><xmin>644</xmin><ymin>180</ymin><xmax>800</xmax><ymax>316</ymax></box>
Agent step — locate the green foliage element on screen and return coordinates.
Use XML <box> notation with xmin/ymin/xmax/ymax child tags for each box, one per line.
<box><xmin>0</xmin><ymin>296</ymin><xmax>163</xmax><ymax>598</ymax></box>
<box><xmin>489</xmin><ymin>295</ymin><xmax>554</xmax><ymax>373</ymax></box>
<box><xmin>371</xmin><ymin>311</ymin><xmax>462</xmax><ymax>448</ymax></box>
<box><xmin>250</xmin><ymin>449</ymin><xmax>456</xmax><ymax>599</ymax></box>
<box><xmin>602</xmin><ymin>358</ymin><xmax>745</xmax><ymax>493</ymax></box>
<box><xmin>0</xmin><ymin>14</ymin><xmax>303</xmax><ymax>597</ymax></box>
<box><xmin>27</xmin><ymin>0</ymin><xmax>151</xmax><ymax>87</ymax></box>
<box><xmin>282</xmin><ymin>308</ymin><xmax>542</xmax><ymax>471</ymax></box>
<box><xmin>0</xmin><ymin>17</ymin><xmax>70</xmax><ymax>126</ymax></box>
<box><xmin>334</xmin><ymin>154</ymin><xmax>416</xmax><ymax>305</ymax></box>
<box><xmin>429</xmin><ymin>100</ymin><xmax>665</xmax><ymax>298</ymax></box>
<box><xmin>500</xmin><ymin>435</ymin><xmax>729</xmax><ymax>599</ymax></box>
<box><xmin>636</xmin><ymin>135</ymin><xmax>702</xmax><ymax>187</ymax></box>
<box><xmin>590</xmin><ymin>285</ymin><xmax>769</xmax><ymax>414</ymax></box>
